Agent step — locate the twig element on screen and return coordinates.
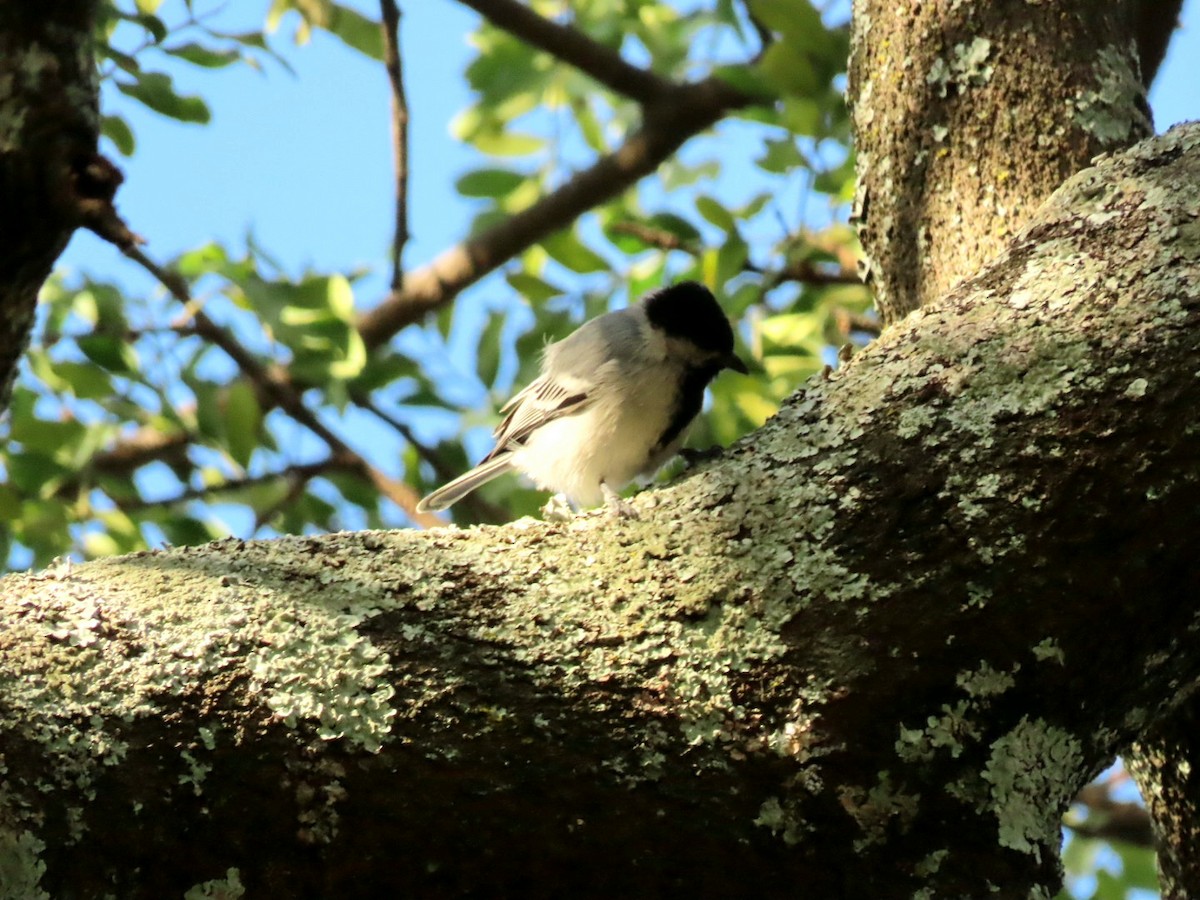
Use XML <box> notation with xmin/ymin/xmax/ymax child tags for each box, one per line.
<box><xmin>73</xmin><ymin>154</ymin><xmax>143</xmax><ymax>250</ymax></box>
<box><xmin>454</xmin><ymin>0</ymin><xmax>672</xmax><ymax>104</ymax></box>
<box><xmin>379</xmin><ymin>0</ymin><xmax>410</xmax><ymax>291</ymax></box>
<box><xmin>113</xmin><ymin>460</ymin><xmax>334</xmax><ymax>513</ymax></box>
<box><xmin>607</xmin><ymin>221</ymin><xmax>861</xmax><ymax>288</ymax></box>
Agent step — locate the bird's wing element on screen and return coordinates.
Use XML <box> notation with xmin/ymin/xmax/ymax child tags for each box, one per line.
<box><xmin>481</xmin><ymin>376</ymin><xmax>592</xmax><ymax>462</ymax></box>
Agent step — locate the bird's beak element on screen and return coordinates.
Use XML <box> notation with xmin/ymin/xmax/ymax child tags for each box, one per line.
<box><xmin>723</xmin><ymin>352</ymin><xmax>749</xmax><ymax>375</ymax></box>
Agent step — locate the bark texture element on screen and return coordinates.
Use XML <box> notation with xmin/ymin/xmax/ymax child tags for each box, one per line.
<box><xmin>848</xmin><ymin>0</ymin><xmax>1152</xmax><ymax>325</ymax></box>
<box><xmin>0</xmin><ymin>1</ymin><xmax>101</xmax><ymax>416</ymax></box>
<box><xmin>2</xmin><ymin>124</ymin><xmax>1200</xmax><ymax>898</ymax></box>
<box><xmin>1128</xmin><ymin>699</ymin><xmax>1200</xmax><ymax>897</ymax></box>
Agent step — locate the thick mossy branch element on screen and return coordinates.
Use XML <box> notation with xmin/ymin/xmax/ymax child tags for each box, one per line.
<box><xmin>3</xmin><ymin>124</ymin><xmax>1200</xmax><ymax>898</ymax></box>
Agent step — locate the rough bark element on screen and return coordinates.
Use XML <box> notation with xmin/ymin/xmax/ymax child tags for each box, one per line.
<box><xmin>848</xmin><ymin>0</ymin><xmax>1152</xmax><ymax>325</ymax></box>
<box><xmin>2</xmin><ymin>124</ymin><xmax>1200</xmax><ymax>898</ymax></box>
<box><xmin>1128</xmin><ymin>699</ymin><xmax>1200</xmax><ymax>896</ymax></box>
<box><xmin>0</xmin><ymin>1</ymin><xmax>102</xmax><ymax>416</ymax></box>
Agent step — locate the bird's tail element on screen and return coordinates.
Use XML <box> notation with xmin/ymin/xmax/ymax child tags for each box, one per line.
<box><xmin>416</xmin><ymin>454</ymin><xmax>515</xmax><ymax>514</ymax></box>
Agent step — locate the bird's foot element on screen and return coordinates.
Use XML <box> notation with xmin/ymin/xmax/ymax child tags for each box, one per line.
<box><xmin>601</xmin><ymin>483</ymin><xmax>641</xmax><ymax>520</ymax></box>
<box><xmin>677</xmin><ymin>446</ymin><xmax>724</xmax><ymax>469</ymax></box>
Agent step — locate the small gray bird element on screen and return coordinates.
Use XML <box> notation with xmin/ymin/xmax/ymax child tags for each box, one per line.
<box><xmin>416</xmin><ymin>281</ymin><xmax>747</xmax><ymax>514</ymax></box>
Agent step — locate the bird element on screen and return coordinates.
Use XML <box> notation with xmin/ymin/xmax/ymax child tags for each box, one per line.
<box><xmin>416</xmin><ymin>281</ymin><xmax>748</xmax><ymax>516</ymax></box>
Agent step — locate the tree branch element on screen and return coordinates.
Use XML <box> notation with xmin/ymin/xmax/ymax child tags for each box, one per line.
<box><xmin>1065</xmin><ymin>782</ymin><xmax>1154</xmax><ymax>849</ymax></box>
<box><xmin>608</xmin><ymin>221</ymin><xmax>861</xmax><ymax>288</ymax></box>
<box><xmin>1134</xmin><ymin>0</ymin><xmax>1185</xmax><ymax>88</ymax></box>
<box><xmin>357</xmin><ymin>77</ymin><xmax>754</xmax><ymax>348</ymax></box>
<box><xmin>1128</xmin><ymin>696</ymin><xmax>1200</xmax><ymax>894</ymax></box>
<box><xmin>379</xmin><ymin>0</ymin><xmax>410</xmax><ymax>291</ymax></box>
<box><xmin>848</xmin><ymin>3</ymin><xmax>1152</xmax><ymax>324</ymax></box>
<box><xmin>5</xmin><ymin>122</ymin><xmax>1200</xmax><ymax>899</ymax></box>
<box><xmin>454</xmin><ymin>0</ymin><xmax>672</xmax><ymax>104</ymax></box>
<box><xmin>121</xmin><ymin>246</ymin><xmax>444</xmax><ymax>529</ymax></box>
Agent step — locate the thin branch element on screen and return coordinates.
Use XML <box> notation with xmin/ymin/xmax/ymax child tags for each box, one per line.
<box><xmin>607</xmin><ymin>221</ymin><xmax>861</xmax><ymax>287</ymax></box>
<box><xmin>832</xmin><ymin>309</ymin><xmax>881</xmax><ymax>339</ymax></box>
<box><xmin>1064</xmin><ymin>783</ymin><xmax>1155</xmax><ymax>849</ymax></box>
<box><xmin>91</xmin><ymin>426</ymin><xmax>191</xmax><ymax>473</ymax></box>
<box><xmin>379</xmin><ymin>0</ymin><xmax>410</xmax><ymax>291</ymax></box>
<box><xmin>454</xmin><ymin>0</ymin><xmax>672</xmax><ymax>104</ymax></box>
<box><xmin>358</xmin><ymin>76</ymin><xmax>754</xmax><ymax>348</ymax></box>
<box><xmin>113</xmin><ymin>460</ymin><xmax>335</xmax><ymax>513</ymax></box>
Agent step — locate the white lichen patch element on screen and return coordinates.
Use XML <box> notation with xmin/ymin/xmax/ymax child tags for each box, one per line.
<box><xmin>842</xmin><ymin>771</ymin><xmax>921</xmax><ymax>851</ymax></box>
<box><xmin>0</xmin><ymin>540</ymin><xmax>404</xmax><ymax>838</ymax></box>
<box><xmin>957</xmin><ymin>660</ymin><xmax>1017</xmax><ymax>698</ymax></box>
<box><xmin>896</xmin><ymin>661</ymin><xmax>1020</xmax><ymax>763</ymax></box>
<box><xmin>926</xmin><ymin>37</ymin><xmax>993</xmax><ymax>98</ymax></box>
<box><xmin>1123</xmin><ymin>377</ymin><xmax>1148</xmax><ymax>398</ymax></box>
<box><xmin>183</xmin><ymin>868</ymin><xmax>245</xmax><ymax>900</ymax></box>
<box><xmin>246</xmin><ymin>605</ymin><xmax>396</xmax><ymax>753</ymax></box>
<box><xmin>981</xmin><ymin>717</ymin><xmax>1084</xmax><ymax>860</ymax></box>
<box><xmin>952</xmin><ymin>38</ymin><xmax>993</xmax><ymax>86</ymax></box>
<box><xmin>0</xmin><ymin>830</ymin><xmax>49</xmax><ymax>900</ymax></box>
<box><xmin>1031</xmin><ymin>638</ymin><xmax>1065</xmax><ymax>665</ymax></box>
<box><xmin>1071</xmin><ymin>44</ymin><xmax>1149</xmax><ymax>144</ymax></box>
<box><xmin>753</xmin><ymin>794</ymin><xmax>811</xmax><ymax>845</ymax></box>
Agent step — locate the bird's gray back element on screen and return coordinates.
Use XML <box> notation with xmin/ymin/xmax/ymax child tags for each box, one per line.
<box><xmin>543</xmin><ymin>307</ymin><xmax>647</xmax><ymax>379</ymax></box>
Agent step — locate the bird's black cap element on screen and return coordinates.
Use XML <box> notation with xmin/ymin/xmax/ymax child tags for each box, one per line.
<box><xmin>642</xmin><ymin>281</ymin><xmax>747</xmax><ymax>372</ymax></box>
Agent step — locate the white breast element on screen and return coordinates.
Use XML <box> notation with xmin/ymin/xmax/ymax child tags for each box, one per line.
<box><xmin>508</xmin><ymin>352</ymin><xmax>685</xmax><ymax>507</ymax></box>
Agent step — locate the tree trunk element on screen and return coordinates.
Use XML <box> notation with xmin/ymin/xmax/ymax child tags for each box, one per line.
<box><xmin>3</xmin><ymin>123</ymin><xmax>1199</xmax><ymax>898</ymax></box>
<box><xmin>0</xmin><ymin>0</ymin><xmax>101</xmax><ymax>415</ymax></box>
<box><xmin>848</xmin><ymin>1</ymin><xmax>1151</xmax><ymax>325</ymax></box>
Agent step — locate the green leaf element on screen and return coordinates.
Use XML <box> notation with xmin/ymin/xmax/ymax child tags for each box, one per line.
<box><xmin>541</xmin><ymin>230</ymin><xmax>609</xmax><ymax>274</ymax></box>
<box><xmin>166</xmin><ymin>42</ymin><xmax>241</xmax><ymax>69</ymax></box>
<box><xmin>476</xmin><ymin>312</ymin><xmax>507</xmax><ymax>389</ymax></box>
<box><xmin>713</xmin><ymin>63</ymin><xmax>778</xmax><ymax>100</ymax></box>
<box><xmin>78</xmin><ymin>335</ymin><xmax>139</xmax><ymax>374</ymax></box>
<box><xmin>224</xmin><ymin>381</ymin><xmax>263</xmax><ymax>469</ymax></box>
<box><xmin>757</xmin><ymin>136</ymin><xmax>806</xmax><ymax>174</ymax></box>
<box><xmin>325</xmin><ymin>4</ymin><xmax>384</xmax><ymax>59</ymax></box>
<box><xmin>116</xmin><ymin>72</ymin><xmax>211</xmax><ymax>124</ymax></box>
<box><xmin>648</xmin><ymin>213</ymin><xmax>703</xmax><ymax>243</ymax></box>
<box><xmin>716</xmin><ymin>234</ymin><xmax>749</xmax><ymax>286</ymax></box>
<box><xmin>695</xmin><ymin>196</ymin><xmax>737</xmax><ymax>233</ymax></box>
<box><xmin>53</xmin><ymin>362</ymin><xmax>116</xmax><ymax>402</ymax></box>
<box><xmin>469</xmin><ymin>130</ymin><xmax>545</xmax><ymax>157</ymax></box>
<box><xmin>757</xmin><ymin>40</ymin><xmax>819</xmax><ymax>97</ymax></box>
<box><xmin>456</xmin><ymin>168</ymin><xmax>527</xmax><ymax>198</ymax></box>
<box><xmin>101</xmin><ymin>115</ymin><xmax>136</xmax><ymax>156</ymax></box>
<box><xmin>7</xmin><ymin>453</ymin><xmax>73</xmax><ymax>495</ymax></box>
<box><xmin>505</xmin><ymin>272</ymin><xmax>565</xmax><ymax>304</ymax></box>
<box><xmin>747</xmin><ymin>0</ymin><xmax>825</xmax><ymax>49</ymax></box>
<box><xmin>157</xmin><ymin>515</ymin><xmax>224</xmax><ymax>547</ymax></box>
